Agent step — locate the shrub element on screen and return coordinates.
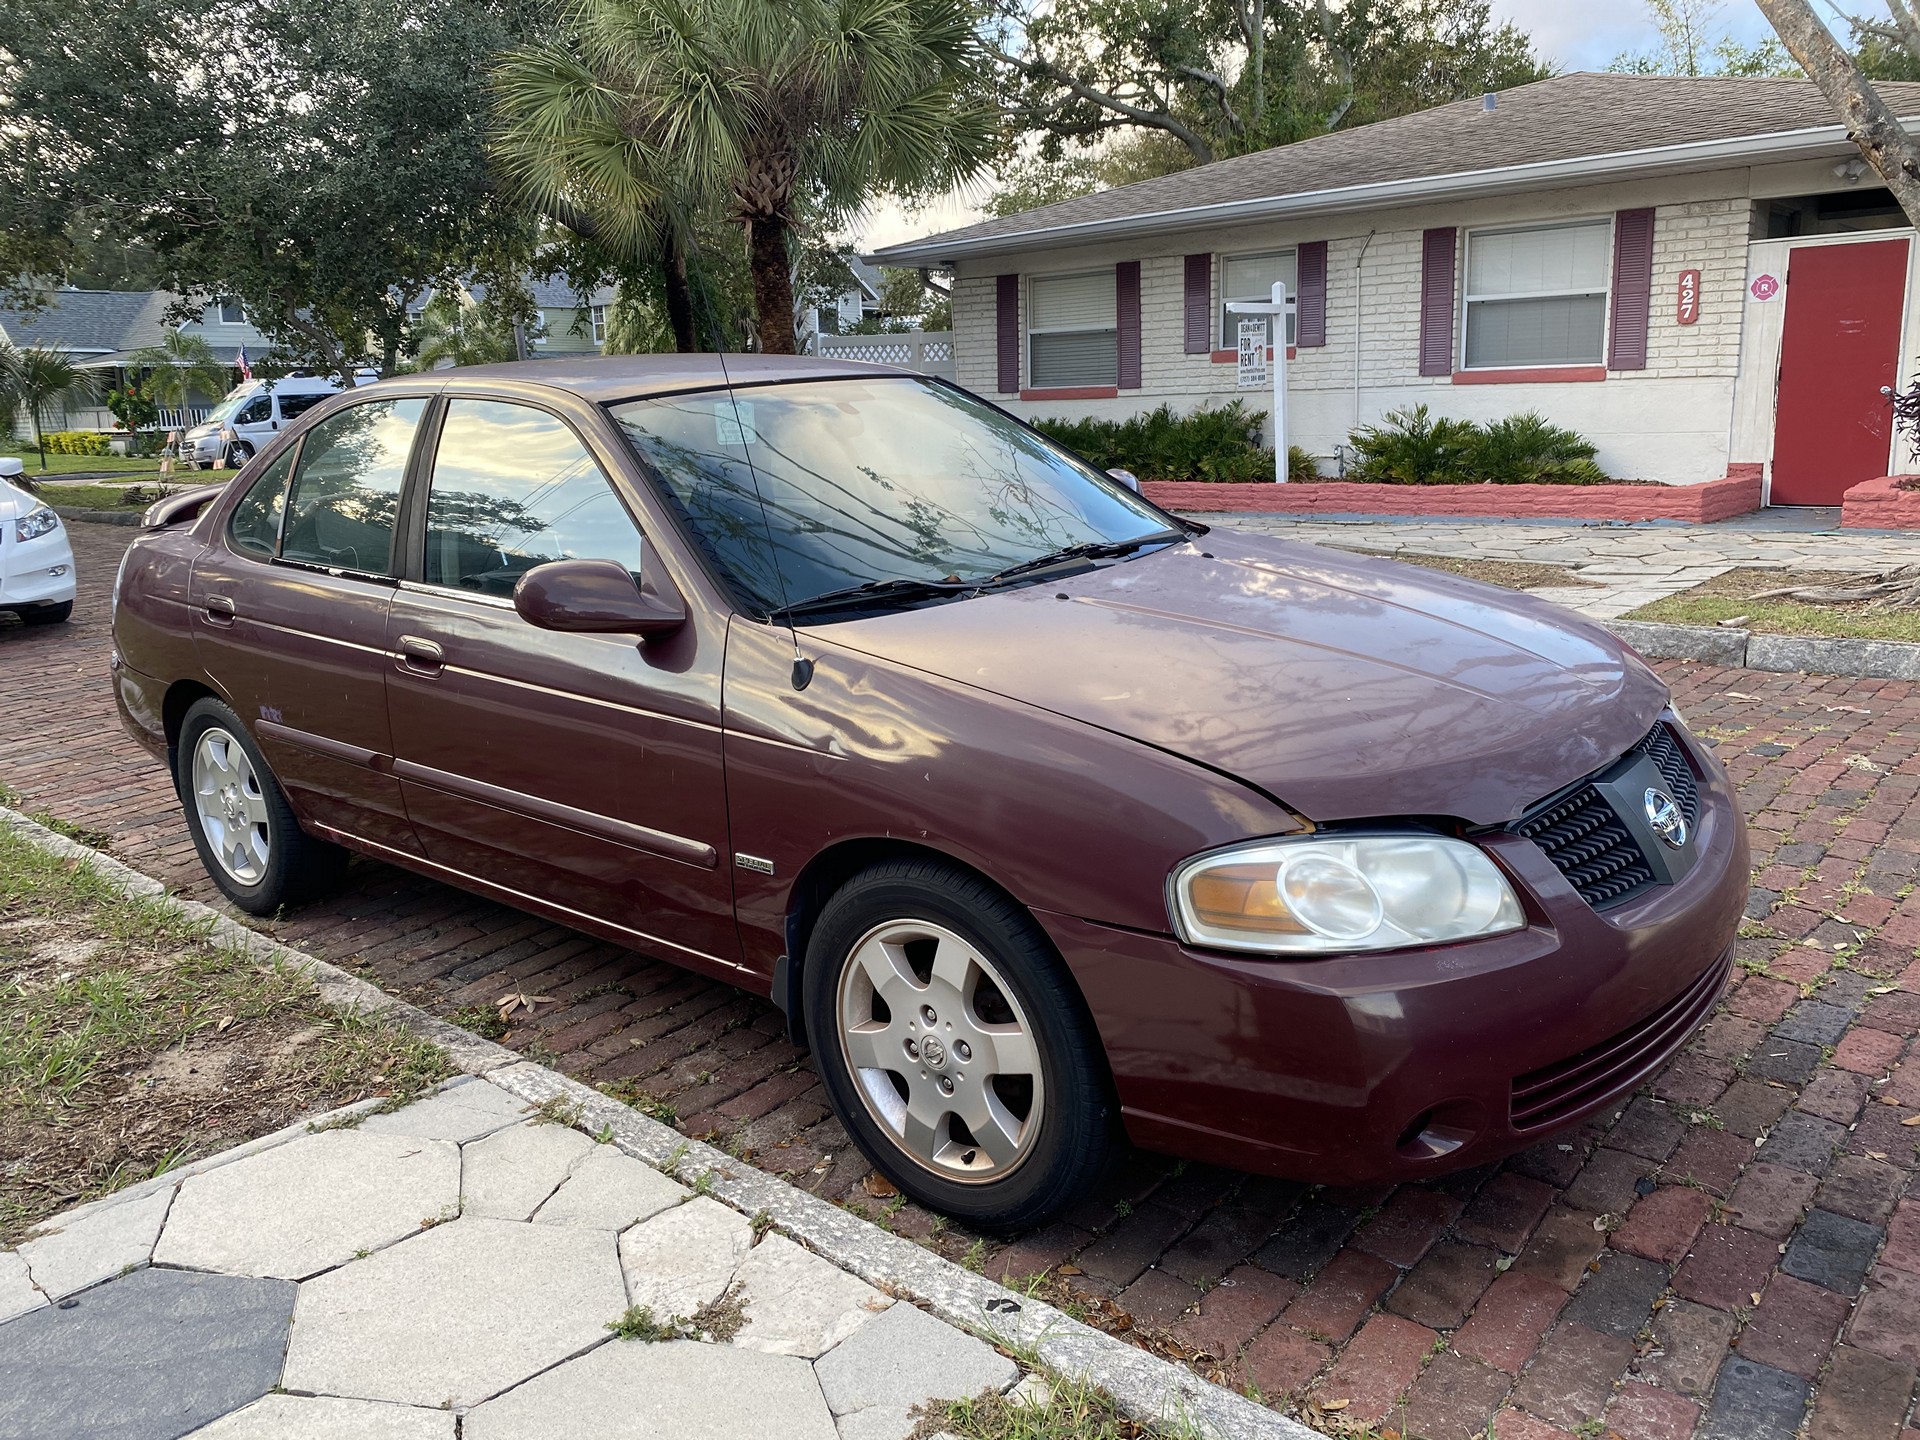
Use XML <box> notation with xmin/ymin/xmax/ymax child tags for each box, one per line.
<box><xmin>1472</xmin><ymin>412</ymin><xmax>1607</xmax><ymax>484</ymax></box>
<box><xmin>1347</xmin><ymin>404</ymin><xmax>1480</xmax><ymax>484</ymax></box>
<box><xmin>1033</xmin><ymin>401</ymin><xmax>1279</xmax><ymax>484</ymax></box>
<box><xmin>43</xmin><ymin>431</ymin><xmax>110</xmax><ymax>456</ymax></box>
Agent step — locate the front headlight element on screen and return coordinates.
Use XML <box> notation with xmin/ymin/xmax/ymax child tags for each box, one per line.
<box><xmin>15</xmin><ymin>506</ymin><xmax>59</xmax><ymax>543</ymax></box>
<box><xmin>1171</xmin><ymin>835</ymin><xmax>1525</xmax><ymax>955</ymax></box>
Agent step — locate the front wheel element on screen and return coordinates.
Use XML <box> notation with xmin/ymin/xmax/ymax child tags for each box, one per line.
<box><xmin>803</xmin><ymin>858</ymin><xmax>1116</xmax><ymax>1232</ymax></box>
<box><xmin>175</xmin><ymin>698</ymin><xmax>346</xmax><ymax>913</ymax></box>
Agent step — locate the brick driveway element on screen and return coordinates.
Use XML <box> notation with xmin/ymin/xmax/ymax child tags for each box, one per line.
<box><xmin>9</xmin><ymin>521</ymin><xmax>1920</xmax><ymax>1440</ymax></box>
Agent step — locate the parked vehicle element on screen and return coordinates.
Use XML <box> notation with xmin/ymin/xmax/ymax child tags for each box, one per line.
<box><xmin>110</xmin><ymin>358</ymin><xmax>1748</xmax><ymax>1229</ymax></box>
<box><xmin>1</xmin><ymin>457</ymin><xmax>76</xmax><ymax>625</ymax></box>
<box><xmin>179</xmin><ymin>377</ymin><xmax>340</xmax><ymax>469</ymax></box>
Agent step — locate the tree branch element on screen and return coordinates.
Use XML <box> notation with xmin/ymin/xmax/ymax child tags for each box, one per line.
<box><xmin>988</xmin><ymin>40</ymin><xmax>1216</xmax><ymax>162</ymax></box>
<box><xmin>1174</xmin><ymin>63</ymin><xmax>1244</xmax><ymax>134</ymax></box>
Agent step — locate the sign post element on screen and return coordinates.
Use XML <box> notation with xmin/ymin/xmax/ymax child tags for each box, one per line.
<box><xmin>1225</xmin><ymin>281</ymin><xmax>1289</xmax><ymax>482</ymax></box>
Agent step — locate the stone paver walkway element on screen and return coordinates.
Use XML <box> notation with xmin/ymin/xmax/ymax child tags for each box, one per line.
<box><xmin>0</xmin><ymin>1076</ymin><xmax>1020</xmax><ymax>1440</ymax></box>
<box><xmin>9</xmin><ymin>521</ymin><xmax>1920</xmax><ymax>1438</ymax></box>
<box><xmin>1207</xmin><ymin>513</ymin><xmax>1919</xmax><ymax>618</ymax></box>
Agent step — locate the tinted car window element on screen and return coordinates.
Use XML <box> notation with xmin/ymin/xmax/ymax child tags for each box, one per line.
<box><xmin>424</xmin><ymin>399</ymin><xmax>642</xmax><ymax>597</ymax></box>
<box><xmin>276</xmin><ymin>391</ymin><xmax>331</xmax><ymax>420</ymax></box>
<box><xmin>611</xmin><ymin>377</ymin><xmax>1168</xmax><ymax>613</ymax></box>
<box><xmin>281</xmin><ymin>397</ymin><xmax>425</xmax><ymax>575</ymax></box>
<box><xmin>233</xmin><ymin>395</ymin><xmax>271</xmax><ymax>426</ymax></box>
<box><xmin>228</xmin><ymin>447</ymin><xmax>295</xmax><ymax>558</ymax></box>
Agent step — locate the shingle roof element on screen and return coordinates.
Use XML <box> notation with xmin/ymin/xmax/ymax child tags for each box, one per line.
<box><xmin>0</xmin><ymin>290</ymin><xmax>176</xmax><ymax>354</ymax></box>
<box><xmin>874</xmin><ymin>73</ymin><xmax>1920</xmax><ymax>262</ymax></box>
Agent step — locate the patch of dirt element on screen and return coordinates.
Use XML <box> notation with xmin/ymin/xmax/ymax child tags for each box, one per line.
<box><xmin>1625</xmin><ymin>567</ymin><xmax>1920</xmax><ymax>644</ymax></box>
<box><xmin>1345</xmin><ymin>548</ymin><xmax>1600</xmax><ymax>591</ymax></box>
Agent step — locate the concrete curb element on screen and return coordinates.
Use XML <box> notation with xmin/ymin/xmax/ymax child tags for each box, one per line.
<box><xmin>1603</xmin><ymin>619</ymin><xmax>1920</xmax><ymax>681</ymax></box>
<box><xmin>0</xmin><ymin>806</ymin><xmax>1320</xmax><ymax>1440</ymax></box>
<box><xmin>52</xmin><ymin>506</ymin><xmax>145</xmax><ymax>527</ymax></box>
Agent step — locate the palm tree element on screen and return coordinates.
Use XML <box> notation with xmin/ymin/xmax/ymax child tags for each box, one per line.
<box><xmin>129</xmin><ymin>331</ymin><xmax>234</xmax><ymax>415</ymax></box>
<box><xmin>407</xmin><ymin>293</ymin><xmax>519</xmax><ymax>370</ymax></box>
<box><xmin>494</xmin><ymin>0</ymin><xmax>998</xmax><ymax>354</ymax></box>
<box><xmin>0</xmin><ymin>344</ymin><xmax>97</xmax><ymax>471</ymax></box>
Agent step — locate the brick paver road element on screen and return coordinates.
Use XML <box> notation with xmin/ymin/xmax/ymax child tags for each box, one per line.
<box><xmin>9</xmin><ymin>521</ymin><xmax>1920</xmax><ymax>1440</ymax></box>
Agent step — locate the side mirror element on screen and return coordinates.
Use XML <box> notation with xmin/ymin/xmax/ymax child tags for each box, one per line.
<box><xmin>514</xmin><ymin>548</ymin><xmax>687</xmax><ymax>638</ymax></box>
<box><xmin>1106</xmin><ymin>467</ymin><xmax>1142</xmax><ymax>493</ymax></box>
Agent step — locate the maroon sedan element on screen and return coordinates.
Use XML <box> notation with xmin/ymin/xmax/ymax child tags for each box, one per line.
<box><xmin>111</xmin><ymin>357</ymin><xmax>1747</xmax><ymax>1229</ymax></box>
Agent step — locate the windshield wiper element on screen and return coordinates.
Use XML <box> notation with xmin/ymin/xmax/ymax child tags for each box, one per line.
<box><xmin>768</xmin><ymin>576</ymin><xmax>973</xmax><ymax>621</ymax></box>
<box><xmin>976</xmin><ymin>530</ymin><xmax>1186</xmax><ymax>590</ymax></box>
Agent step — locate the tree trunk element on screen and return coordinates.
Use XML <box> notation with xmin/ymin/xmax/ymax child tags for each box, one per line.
<box><xmin>1759</xmin><ymin>0</ymin><xmax>1920</xmax><ymax>230</ymax></box>
<box><xmin>746</xmin><ymin>214</ymin><xmax>797</xmax><ymax>356</ymax></box>
<box><xmin>663</xmin><ymin>232</ymin><xmax>697</xmax><ymax>353</ymax></box>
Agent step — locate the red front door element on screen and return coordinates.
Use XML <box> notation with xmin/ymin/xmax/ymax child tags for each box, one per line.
<box><xmin>1770</xmin><ymin>237</ymin><xmax>1909</xmax><ymax>506</ymax></box>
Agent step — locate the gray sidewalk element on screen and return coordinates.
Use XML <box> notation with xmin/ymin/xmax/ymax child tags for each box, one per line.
<box><xmin>0</xmin><ymin>1076</ymin><xmax>1023</xmax><ymax>1440</ymax></box>
<box><xmin>1204</xmin><ymin>513</ymin><xmax>1916</xmax><ymax>619</ymax></box>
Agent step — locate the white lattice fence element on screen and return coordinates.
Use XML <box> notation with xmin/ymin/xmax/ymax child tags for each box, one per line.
<box><xmin>816</xmin><ymin>331</ymin><xmax>956</xmax><ymax>381</ymax></box>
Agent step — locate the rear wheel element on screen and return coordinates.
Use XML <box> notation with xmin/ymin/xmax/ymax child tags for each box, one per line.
<box><xmin>803</xmin><ymin>858</ymin><xmax>1116</xmax><ymax>1232</ymax></box>
<box><xmin>21</xmin><ymin>601</ymin><xmax>72</xmax><ymax>625</ymax></box>
<box><xmin>175</xmin><ymin>698</ymin><xmax>346</xmax><ymax>913</ymax></box>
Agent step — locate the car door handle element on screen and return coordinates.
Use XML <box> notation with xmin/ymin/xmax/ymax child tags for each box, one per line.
<box><xmin>203</xmin><ymin>595</ymin><xmax>235</xmax><ymax>626</ymax></box>
<box><xmin>397</xmin><ymin>635</ymin><xmax>445</xmax><ymax>674</ymax></box>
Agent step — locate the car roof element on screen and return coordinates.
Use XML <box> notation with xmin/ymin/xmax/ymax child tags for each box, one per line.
<box><xmin>380</xmin><ymin>354</ymin><xmax>912</xmax><ymax>404</ymax></box>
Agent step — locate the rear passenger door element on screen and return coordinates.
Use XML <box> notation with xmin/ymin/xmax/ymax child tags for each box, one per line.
<box><xmin>191</xmin><ymin>396</ymin><xmax>430</xmax><ymax>854</ymax></box>
<box><xmin>385</xmin><ymin>395</ymin><xmax>739</xmax><ymax>971</ymax></box>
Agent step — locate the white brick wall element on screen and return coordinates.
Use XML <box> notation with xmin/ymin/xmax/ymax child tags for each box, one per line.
<box><xmin>947</xmin><ymin>171</ymin><xmax>1765</xmax><ymax>483</ymax></box>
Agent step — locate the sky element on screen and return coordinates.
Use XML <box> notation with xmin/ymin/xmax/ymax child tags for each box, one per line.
<box><xmin>851</xmin><ymin>1</ymin><xmax>1787</xmax><ymax>253</ymax></box>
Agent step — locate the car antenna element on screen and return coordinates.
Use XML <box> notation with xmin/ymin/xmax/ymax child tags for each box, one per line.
<box><xmin>690</xmin><ymin>241</ymin><xmax>812</xmax><ymax>691</ymax></box>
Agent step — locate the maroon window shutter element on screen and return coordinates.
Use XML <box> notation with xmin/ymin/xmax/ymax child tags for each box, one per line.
<box><xmin>1608</xmin><ymin>208</ymin><xmax>1656</xmax><ymax>371</ymax></box>
<box><xmin>1183</xmin><ymin>253</ymin><xmax>1211</xmax><ymax>354</ymax></box>
<box><xmin>1296</xmin><ymin>241</ymin><xmax>1328</xmax><ymax>348</ymax></box>
<box><xmin>1418</xmin><ymin>228</ymin><xmax>1457</xmax><ymax>377</ymax></box>
<box><xmin>996</xmin><ymin>274</ymin><xmax>1019</xmax><ymax>393</ymax></box>
<box><xmin>1116</xmin><ymin>261</ymin><xmax>1142</xmax><ymax>389</ymax></box>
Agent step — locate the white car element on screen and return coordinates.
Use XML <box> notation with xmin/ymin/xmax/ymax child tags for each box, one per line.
<box><xmin>0</xmin><ymin>457</ymin><xmax>76</xmax><ymax>625</ymax></box>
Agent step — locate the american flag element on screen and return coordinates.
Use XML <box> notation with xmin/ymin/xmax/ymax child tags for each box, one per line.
<box><xmin>237</xmin><ymin>344</ymin><xmax>253</xmax><ymax>381</ymax></box>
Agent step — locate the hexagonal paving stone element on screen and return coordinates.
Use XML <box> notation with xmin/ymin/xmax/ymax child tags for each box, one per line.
<box><xmin>463</xmin><ymin>1338</ymin><xmax>838</xmax><ymax>1440</ymax></box>
<box><xmin>460</xmin><ymin>1123</ymin><xmax>595</xmax><ymax>1221</ymax></box>
<box><xmin>358</xmin><ymin>1079</ymin><xmax>532</xmax><ymax>1145</ymax></box>
<box><xmin>154</xmin><ymin>1131</ymin><xmax>460</xmax><ymax>1280</ymax></box>
<box><xmin>18</xmin><ymin>1187</ymin><xmax>173</xmax><ymax>1300</ymax></box>
<box><xmin>814</xmin><ymin>1298</ymin><xmax>1019</xmax><ymax>1440</ymax></box>
<box><xmin>728</xmin><ymin>1234</ymin><xmax>891</xmax><ymax>1359</ymax></box>
<box><xmin>182</xmin><ymin>1395</ymin><xmax>454</xmax><ymax>1438</ymax></box>
<box><xmin>281</xmin><ymin>1215</ymin><xmax>625</xmax><ymax>1408</ymax></box>
<box><xmin>531</xmin><ymin>1147</ymin><xmax>686</xmax><ymax>1231</ymax></box>
<box><xmin>0</xmin><ymin>1267</ymin><xmax>295</xmax><ymax>1440</ymax></box>
<box><xmin>618</xmin><ymin>1198</ymin><xmax>755</xmax><ymax>1319</ymax></box>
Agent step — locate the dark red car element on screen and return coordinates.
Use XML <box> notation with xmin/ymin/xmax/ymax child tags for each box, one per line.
<box><xmin>112</xmin><ymin>358</ymin><xmax>1747</xmax><ymax>1229</ymax></box>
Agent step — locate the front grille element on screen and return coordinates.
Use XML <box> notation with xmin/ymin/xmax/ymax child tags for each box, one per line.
<box><xmin>1510</xmin><ymin>722</ymin><xmax>1698</xmax><ymax>911</ymax></box>
<box><xmin>1510</xmin><ymin>948</ymin><xmax>1731</xmax><ymax>1131</ymax></box>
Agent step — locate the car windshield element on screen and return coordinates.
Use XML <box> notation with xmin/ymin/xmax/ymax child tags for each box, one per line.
<box><xmin>610</xmin><ymin>377</ymin><xmax>1176</xmax><ymax>616</ymax></box>
<box><xmin>202</xmin><ymin>388</ymin><xmax>252</xmax><ymax>426</ymax></box>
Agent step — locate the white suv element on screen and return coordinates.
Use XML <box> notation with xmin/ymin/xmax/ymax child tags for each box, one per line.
<box><xmin>179</xmin><ymin>377</ymin><xmax>340</xmax><ymax>469</ymax></box>
<box><xmin>0</xmin><ymin>458</ymin><xmax>76</xmax><ymax>625</ymax></box>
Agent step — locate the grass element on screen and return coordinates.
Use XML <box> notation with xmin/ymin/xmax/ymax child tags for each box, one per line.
<box><xmin>33</xmin><ymin>483</ymin><xmax>178</xmax><ymax>510</ymax></box>
<box><xmin>916</xmin><ymin>1371</ymin><xmax>1194</xmax><ymax>1440</ymax></box>
<box><xmin>1345</xmin><ymin>548</ymin><xmax>1599</xmax><ymax>591</ymax></box>
<box><xmin>1625</xmin><ymin>567</ymin><xmax>1920</xmax><ymax>643</ymax></box>
<box><xmin>2</xmin><ymin>444</ymin><xmax>173</xmax><ymax>479</ymax></box>
<box><xmin>0</xmin><ymin>823</ymin><xmax>450</xmax><ymax>1243</ymax></box>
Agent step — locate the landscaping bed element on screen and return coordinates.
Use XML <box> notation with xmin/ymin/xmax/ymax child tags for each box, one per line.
<box><xmin>1348</xmin><ymin>549</ymin><xmax>1598</xmax><ymax>591</ymax></box>
<box><xmin>0</xmin><ymin>820</ymin><xmax>448</xmax><ymax>1243</ymax></box>
<box><xmin>1147</xmin><ymin>468</ymin><xmax>1764</xmax><ymax>523</ymax></box>
<box><xmin>1624</xmin><ymin>567</ymin><xmax>1920</xmax><ymax>643</ymax></box>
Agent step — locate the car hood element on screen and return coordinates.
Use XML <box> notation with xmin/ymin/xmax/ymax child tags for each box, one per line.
<box><xmin>0</xmin><ymin>481</ymin><xmax>41</xmax><ymax>523</ymax></box>
<box><xmin>818</xmin><ymin>530</ymin><xmax>1667</xmax><ymax>826</ymax></box>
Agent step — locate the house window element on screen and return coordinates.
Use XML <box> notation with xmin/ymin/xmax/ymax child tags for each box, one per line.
<box><xmin>1462</xmin><ymin>221</ymin><xmax>1611</xmax><ymax>369</ymax></box>
<box><xmin>217</xmin><ymin>301</ymin><xmax>246</xmax><ymax>325</ymax></box>
<box><xmin>590</xmin><ymin>305</ymin><xmax>607</xmax><ymax>345</ymax></box>
<box><xmin>1027</xmin><ymin>270</ymin><xmax>1116</xmax><ymax>389</ymax></box>
<box><xmin>1219</xmin><ymin>250</ymin><xmax>1297</xmax><ymax>349</ymax></box>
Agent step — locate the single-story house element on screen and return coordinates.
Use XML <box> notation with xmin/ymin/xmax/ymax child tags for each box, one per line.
<box><xmin>0</xmin><ymin>288</ymin><xmax>265</xmax><ymax>433</ymax></box>
<box><xmin>870</xmin><ymin>73</ymin><xmax>1920</xmax><ymax>506</ymax></box>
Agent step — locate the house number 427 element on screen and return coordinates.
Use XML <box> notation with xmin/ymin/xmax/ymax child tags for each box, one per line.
<box><xmin>1677</xmin><ymin>269</ymin><xmax>1702</xmax><ymax>326</ymax></box>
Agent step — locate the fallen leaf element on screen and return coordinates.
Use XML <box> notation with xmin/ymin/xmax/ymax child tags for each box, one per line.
<box><xmin>1902</xmin><ymin>1115</ymin><xmax>1920</xmax><ymax>1127</ymax></box>
<box><xmin>215</xmin><ymin>1015</ymin><xmax>234</xmax><ymax>1032</ymax></box>
<box><xmin>1750</xmin><ymin>1291</ymin><xmax>1763</xmax><ymax>1305</ymax></box>
<box><xmin>1867</xmin><ymin>1151</ymin><xmax>1888</xmax><ymax>1161</ymax></box>
<box><xmin>1727</xmin><ymin>691</ymin><xmax>1757</xmax><ymax>700</ymax></box>
<box><xmin>1057</xmin><ymin>1263</ymin><xmax>1083</xmax><ymax>1276</ymax></box>
<box><xmin>861</xmin><ymin>1172</ymin><xmax>898</xmax><ymax>1199</ymax></box>
<box><xmin>1322</xmin><ymin>1400</ymin><xmax>1349</xmax><ymax>1412</ymax></box>
<box><xmin>495</xmin><ymin>991</ymin><xmax>554</xmax><ymax>1020</ymax></box>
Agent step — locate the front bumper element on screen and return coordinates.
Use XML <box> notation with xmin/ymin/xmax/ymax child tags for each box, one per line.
<box><xmin>1043</xmin><ymin>725</ymin><xmax>1749</xmax><ymax>1185</ymax></box>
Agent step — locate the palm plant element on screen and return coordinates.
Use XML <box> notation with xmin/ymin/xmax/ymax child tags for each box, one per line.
<box><xmin>0</xmin><ymin>344</ymin><xmax>98</xmax><ymax>471</ymax></box>
<box><xmin>129</xmin><ymin>331</ymin><xmax>234</xmax><ymax>414</ymax></box>
<box><xmin>407</xmin><ymin>293</ymin><xmax>519</xmax><ymax>370</ymax></box>
<box><xmin>493</xmin><ymin>0</ymin><xmax>998</xmax><ymax>354</ymax></box>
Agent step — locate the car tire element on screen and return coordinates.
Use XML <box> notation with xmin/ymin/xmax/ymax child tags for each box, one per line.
<box><xmin>803</xmin><ymin>857</ymin><xmax>1116</xmax><ymax>1232</ymax></box>
<box><xmin>229</xmin><ymin>442</ymin><xmax>255</xmax><ymax>466</ymax></box>
<box><xmin>175</xmin><ymin>697</ymin><xmax>347</xmax><ymax>914</ymax></box>
<box><xmin>21</xmin><ymin>601</ymin><xmax>73</xmax><ymax>625</ymax></box>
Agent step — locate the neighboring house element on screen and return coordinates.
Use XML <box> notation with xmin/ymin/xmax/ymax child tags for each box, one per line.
<box><xmin>802</xmin><ymin>256</ymin><xmax>888</xmax><ymax>347</ymax></box>
<box><xmin>871</xmin><ymin>74</ymin><xmax>1920</xmax><ymax>504</ymax></box>
<box><xmin>0</xmin><ymin>289</ymin><xmax>263</xmax><ymax>433</ymax></box>
<box><xmin>523</xmin><ymin>277</ymin><xmax>620</xmax><ymax>357</ymax></box>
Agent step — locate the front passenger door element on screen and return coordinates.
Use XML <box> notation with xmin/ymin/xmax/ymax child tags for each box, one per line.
<box><xmin>385</xmin><ymin>397</ymin><xmax>739</xmax><ymax>972</ymax></box>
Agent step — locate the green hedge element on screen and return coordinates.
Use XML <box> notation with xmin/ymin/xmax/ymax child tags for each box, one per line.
<box><xmin>42</xmin><ymin>431</ymin><xmax>111</xmax><ymax>456</ymax></box>
<box><xmin>1346</xmin><ymin>406</ymin><xmax>1609</xmax><ymax>485</ymax></box>
<box><xmin>1033</xmin><ymin>402</ymin><xmax>1314</xmax><ymax>484</ymax></box>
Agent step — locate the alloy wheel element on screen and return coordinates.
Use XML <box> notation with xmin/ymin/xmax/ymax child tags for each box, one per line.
<box><xmin>192</xmin><ymin>727</ymin><xmax>271</xmax><ymax>886</ymax></box>
<box><xmin>835</xmin><ymin>918</ymin><xmax>1044</xmax><ymax>1183</ymax></box>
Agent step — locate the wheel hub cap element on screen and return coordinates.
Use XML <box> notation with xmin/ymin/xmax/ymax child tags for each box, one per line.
<box><xmin>191</xmin><ymin>728</ymin><xmax>271</xmax><ymax>886</ymax></box>
<box><xmin>836</xmin><ymin>919</ymin><xmax>1044</xmax><ymax>1184</ymax></box>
